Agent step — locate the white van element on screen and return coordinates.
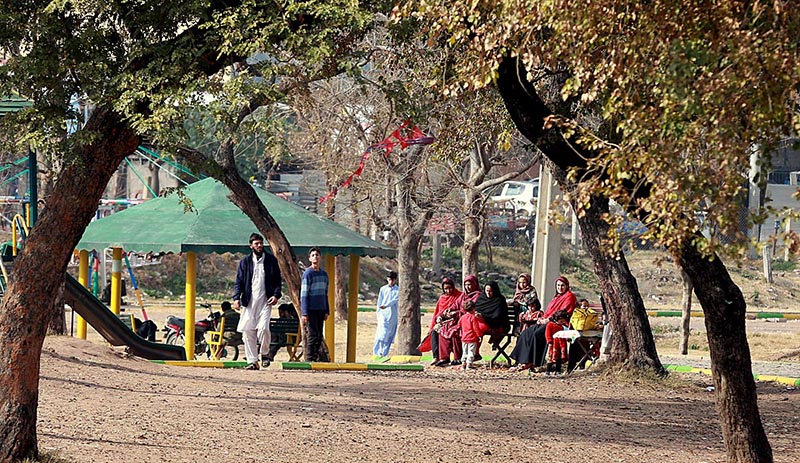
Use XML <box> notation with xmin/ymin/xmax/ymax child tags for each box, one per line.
<box><xmin>486</xmin><ymin>179</ymin><xmax>539</xmax><ymax>215</ymax></box>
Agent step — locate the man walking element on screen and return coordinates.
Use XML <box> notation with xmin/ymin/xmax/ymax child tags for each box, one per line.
<box><xmin>233</xmin><ymin>233</ymin><xmax>282</xmax><ymax>370</ymax></box>
<box><xmin>300</xmin><ymin>247</ymin><xmax>329</xmax><ymax>362</ymax></box>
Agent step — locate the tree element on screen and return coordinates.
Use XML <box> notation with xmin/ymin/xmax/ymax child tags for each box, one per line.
<box><xmin>493</xmin><ymin>58</ymin><xmax>662</xmax><ymax>372</ymax></box>
<box><xmin>0</xmin><ymin>0</ymin><xmax>383</xmax><ymax>460</ymax></box>
<box><xmin>433</xmin><ymin>89</ymin><xmax>539</xmax><ymax>277</ymax></box>
<box><xmin>0</xmin><ymin>108</ymin><xmax>139</xmax><ymax>462</ymax></box>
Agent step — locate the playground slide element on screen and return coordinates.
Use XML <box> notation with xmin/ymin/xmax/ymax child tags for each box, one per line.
<box><xmin>64</xmin><ymin>274</ymin><xmax>186</xmax><ymax>361</ymax></box>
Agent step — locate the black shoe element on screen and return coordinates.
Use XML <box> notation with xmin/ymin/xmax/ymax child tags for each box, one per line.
<box><xmin>434</xmin><ymin>360</ymin><xmax>450</xmax><ymax>367</ymax></box>
<box><xmin>244</xmin><ymin>362</ymin><xmax>260</xmax><ymax>370</ymax></box>
<box><xmin>450</xmin><ymin>360</ymin><xmax>462</xmax><ymax>366</ymax></box>
<box><xmin>261</xmin><ymin>356</ymin><xmax>272</xmax><ymax>368</ymax></box>
<box><xmin>474</xmin><ymin>354</ymin><xmax>482</xmax><ymax>361</ymax></box>
<box><xmin>430</xmin><ymin>358</ymin><xmax>439</xmax><ymax>366</ymax></box>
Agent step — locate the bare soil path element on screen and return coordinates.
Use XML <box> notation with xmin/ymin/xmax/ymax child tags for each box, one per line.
<box><xmin>39</xmin><ymin>335</ymin><xmax>799</xmax><ymax>463</ymax></box>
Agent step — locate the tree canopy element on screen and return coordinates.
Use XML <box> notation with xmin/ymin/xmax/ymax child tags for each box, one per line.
<box><xmin>401</xmin><ymin>0</ymin><xmax>800</xmax><ymax>256</ymax></box>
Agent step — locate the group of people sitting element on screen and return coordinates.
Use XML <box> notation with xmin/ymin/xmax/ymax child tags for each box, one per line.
<box><xmin>428</xmin><ymin>272</ymin><xmax>603</xmax><ymax>374</ymax></box>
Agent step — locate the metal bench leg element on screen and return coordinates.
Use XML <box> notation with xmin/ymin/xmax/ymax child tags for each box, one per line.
<box><xmin>490</xmin><ymin>336</ymin><xmax>512</xmax><ymax>368</ymax></box>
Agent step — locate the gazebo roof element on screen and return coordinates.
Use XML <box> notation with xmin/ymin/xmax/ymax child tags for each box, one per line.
<box><xmin>77</xmin><ymin>178</ymin><xmax>395</xmax><ymax>257</ymax></box>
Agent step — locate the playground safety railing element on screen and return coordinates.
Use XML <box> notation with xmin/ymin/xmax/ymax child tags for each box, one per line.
<box><xmin>10</xmin><ymin>213</ymin><xmax>29</xmax><ymax>257</ymax></box>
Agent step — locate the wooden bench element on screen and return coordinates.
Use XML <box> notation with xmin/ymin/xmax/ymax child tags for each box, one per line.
<box><xmin>118</xmin><ymin>313</ymin><xmax>136</xmax><ymax>332</ymax></box>
<box><xmin>269</xmin><ymin>317</ymin><xmax>301</xmax><ymax>361</ymax></box>
<box><xmin>488</xmin><ymin>301</ymin><xmax>520</xmax><ymax>368</ymax></box>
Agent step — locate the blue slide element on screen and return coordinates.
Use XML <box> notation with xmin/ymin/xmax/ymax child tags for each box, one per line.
<box><xmin>64</xmin><ymin>274</ymin><xmax>186</xmax><ymax>361</ymax></box>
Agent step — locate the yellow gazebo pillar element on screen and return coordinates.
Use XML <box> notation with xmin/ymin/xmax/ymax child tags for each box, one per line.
<box><xmin>76</xmin><ymin>250</ymin><xmax>89</xmax><ymax>339</ymax></box>
<box><xmin>324</xmin><ymin>254</ymin><xmax>335</xmax><ymax>361</ymax></box>
<box><xmin>346</xmin><ymin>254</ymin><xmax>360</xmax><ymax>363</ymax></box>
<box><xmin>185</xmin><ymin>251</ymin><xmax>197</xmax><ymax>360</ymax></box>
<box><xmin>110</xmin><ymin>247</ymin><xmax>122</xmax><ymax>315</ymax></box>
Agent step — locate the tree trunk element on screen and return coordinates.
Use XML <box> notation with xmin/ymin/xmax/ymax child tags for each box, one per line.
<box><xmin>571</xmin><ymin>191</ymin><xmax>662</xmax><ymax>370</ymax></box>
<box><xmin>462</xmin><ymin>192</ymin><xmax>484</xmax><ymax>277</ymax></box>
<box><xmin>321</xmin><ymin>194</ymin><xmax>348</xmax><ymax>320</ymax></box>
<box><xmin>0</xmin><ymin>109</ymin><xmax>138</xmax><ymax>462</ymax></box>
<box><xmin>114</xmin><ymin>162</ymin><xmax>127</xmax><ymax>200</ymax></box>
<box><xmin>390</xmin><ymin>148</ymin><xmax>436</xmax><ymax>354</ymax></box>
<box><xmin>394</xmin><ymin>232</ymin><xmax>423</xmax><ymax>354</ymax></box>
<box><xmin>679</xmin><ymin>269</ymin><xmax>693</xmax><ymax>355</ymax></box>
<box><xmin>335</xmin><ymin>256</ymin><xmax>347</xmax><ymax>321</ymax></box>
<box><xmin>146</xmin><ymin>161</ymin><xmax>161</xmax><ymax>198</ymax></box>
<box><xmin>47</xmin><ymin>281</ymin><xmax>66</xmax><ymax>335</ymax></box>
<box><xmin>676</xmin><ymin>239</ymin><xmax>772</xmax><ymax>462</ymax></box>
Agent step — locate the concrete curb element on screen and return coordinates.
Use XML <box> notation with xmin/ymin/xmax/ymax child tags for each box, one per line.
<box><xmin>150</xmin><ymin>359</ymin><xmax>423</xmax><ymax>371</ymax></box>
<box><xmin>664</xmin><ymin>364</ymin><xmax>800</xmax><ymax>387</ymax></box>
<box><xmin>649</xmin><ymin>311</ymin><xmax>800</xmax><ymax>319</ymax></box>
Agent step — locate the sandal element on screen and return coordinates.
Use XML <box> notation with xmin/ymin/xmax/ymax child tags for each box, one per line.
<box><xmin>509</xmin><ymin>363</ymin><xmax>531</xmax><ymax>372</ymax></box>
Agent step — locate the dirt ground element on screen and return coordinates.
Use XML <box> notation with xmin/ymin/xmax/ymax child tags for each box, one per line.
<box><xmin>38</xmin><ymin>308</ymin><xmax>800</xmax><ymax>463</ymax></box>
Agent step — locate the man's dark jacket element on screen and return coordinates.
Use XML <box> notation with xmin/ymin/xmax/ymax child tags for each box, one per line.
<box><xmin>233</xmin><ymin>252</ymin><xmax>282</xmax><ymax>307</ymax></box>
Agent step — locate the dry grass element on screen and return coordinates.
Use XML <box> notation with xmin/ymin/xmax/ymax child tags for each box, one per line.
<box><xmin>653</xmin><ymin>325</ymin><xmax>800</xmax><ymax>362</ymax></box>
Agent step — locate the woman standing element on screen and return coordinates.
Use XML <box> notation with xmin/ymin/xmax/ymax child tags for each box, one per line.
<box><xmin>429</xmin><ymin>278</ymin><xmax>462</xmax><ymax>366</ymax></box>
<box><xmin>510</xmin><ymin>276</ymin><xmax>578</xmax><ymax>371</ymax></box>
<box><xmin>436</xmin><ymin>275</ymin><xmax>481</xmax><ymax>366</ymax></box>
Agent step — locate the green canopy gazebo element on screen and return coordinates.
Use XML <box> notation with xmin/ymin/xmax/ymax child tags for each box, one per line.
<box><xmin>76</xmin><ymin>178</ymin><xmax>395</xmax><ymax>361</ymax></box>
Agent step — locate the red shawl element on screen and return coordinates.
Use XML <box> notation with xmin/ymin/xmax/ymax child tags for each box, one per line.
<box><xmin>456</xmin><ymin>274</ymin><xmax>481</xmax><ymax>309</ymax></box>
<box><xmin>543</xmin><ymin>276</ymin><xmax>578</xmax><ymax>319</ymax></box>
<box><xmin>430</xmin><ymin>278</ymin><xmax>462</xmax><ymax>331</ymax></box>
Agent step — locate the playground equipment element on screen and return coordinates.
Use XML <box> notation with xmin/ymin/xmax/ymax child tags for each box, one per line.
<box><xmin>63</xmin><ymin>275</ymin><xmax>185</xmax><ymax>360</ymax></box>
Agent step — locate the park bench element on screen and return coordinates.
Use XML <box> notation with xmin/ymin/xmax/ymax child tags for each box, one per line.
<box><xmin>269</xmin><ymin>317</ymin><xmax>302</xmax><ymax>361</ymax></box>
<box><xmin>207</xmin><ymin>313</ymin><xmax>243</xmax><ymax>360</ymax></box>
<box><xmin>487</xmin><ymin>301</ymin><xmax>520</xmax><ymax>368</ymax></box>
<box><xmin>118</xmin><ymin>313</ymin><xmax>136</xmax><ymax>332</ymax></box>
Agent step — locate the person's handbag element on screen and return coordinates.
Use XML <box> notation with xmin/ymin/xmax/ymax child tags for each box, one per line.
<box><xmin>571</xmin><ymin>306</ymin><xmax>600</xmax><ymax>331</ymax></box>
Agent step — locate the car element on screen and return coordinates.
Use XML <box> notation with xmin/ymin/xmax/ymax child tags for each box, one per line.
<box><xmin>486</xmin><ymin>179</ymin><xmax>539</xmax><ymax>215</ymax></box>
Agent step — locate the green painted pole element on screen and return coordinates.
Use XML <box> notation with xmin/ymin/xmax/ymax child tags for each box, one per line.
<box><xmin>27</xmin><ymin>147</ymin><xmax>37</xmax><ymax>226</ymax></box>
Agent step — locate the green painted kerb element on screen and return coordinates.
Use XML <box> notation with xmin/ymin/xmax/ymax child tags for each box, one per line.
<box><xmin>281</xmin><ymin>362</ymin><xmax>423</xmax><ymax>371</ymax></box>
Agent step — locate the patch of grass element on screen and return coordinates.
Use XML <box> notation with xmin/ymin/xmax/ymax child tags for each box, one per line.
<box><xmin>773</xmin><ymin>259</ymin><xmax>797</xmax><ymax>272</ymax></box>
<box><xmin>651</xmin><ymin>324</ymin><xmax>680</xmax><ymax>335</ymax></box>
<box><xmin>19</xmin><ymin>451</ymin><xmax>74</xmax><ymax>463</ymax></box>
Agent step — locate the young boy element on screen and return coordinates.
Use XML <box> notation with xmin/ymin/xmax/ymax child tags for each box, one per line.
<box><xmin>458</xmin><ymin>299</ymin><xmax>481</xmax><ymax>370</ymax></box>
<box><xmin>544</xmin><ymin>309</ymin><xmax>570</xmax><ymax>375</ymax></box>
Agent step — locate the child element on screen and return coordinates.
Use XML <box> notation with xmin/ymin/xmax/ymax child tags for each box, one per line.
<box><xmin>458</xmin><ymin>300</ymin><xmax>481</xmax><ymax>370</ymax></box>
<box><xmin>545</xmin><ymin>309</ymin><xmax>570</xmax><ymax>375</ymax></box>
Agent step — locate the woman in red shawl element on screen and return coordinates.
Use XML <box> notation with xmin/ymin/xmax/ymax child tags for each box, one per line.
<box><xmin>434</xmin><ymin>275</ymin><xmax>481</xmax><ymax>366</ymax></box>
<box><xmin>510</xmin><ymin>276</ymin><xmax>577</xmax><ymax>371</ymax></box>
<box><xmin>428</xmin><ymin>278</ymin><xmax>461</xmax><ymax>366</ymax></box>
<box><xmin>513</xmin><ymin>273</ymin><xmax>542</xmax><ymax>332</ymax></box>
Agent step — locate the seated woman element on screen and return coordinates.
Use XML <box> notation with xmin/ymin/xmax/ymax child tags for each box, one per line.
<box><xmin>513</xmin><ymin>273</ymin><xmax>542</xmax><ymax>333</ymax></box>
<box><xmin>429</xmin><ymin>278</ymin><xmax>462</xmax><ymax>366</ymax></box>
<box><xmin>510</xmin><ymin>276</ymin><xmax>578</xmax><ymax>371</ymax></box>
<box><xmin>544</xmin><ymin>309</ymin><xmax>571</xmax><ymax>375</ymax></box>
<box><xmin>474</xmin><ymin>281</ymin><xmax>511</xmax><ymax>344</ymax></box>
